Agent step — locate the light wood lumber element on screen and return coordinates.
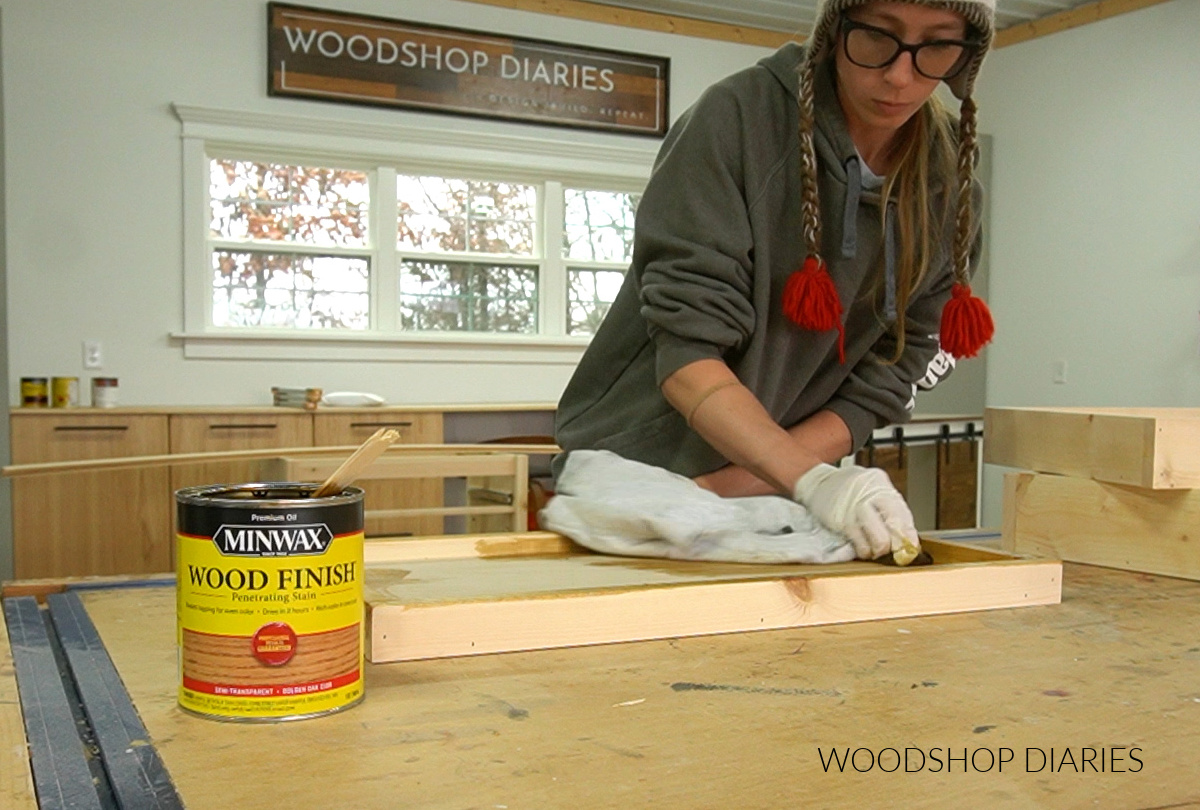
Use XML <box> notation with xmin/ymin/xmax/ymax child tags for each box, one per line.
<box><xmin>1</xmin><ymin>442</ymin><xmax>560</xmax><ymax>479</ymax></box>
<box><xmin>984</xmin><ymin>406</ymin><xmax>1200</xmax><ymax>489</ymax></box>
<box><xmin>364</xmin><ymin>531</ymin><xmax>580</xmax><ymax>563</ymax></box>
<box><xmin>364</xmin><ymin>536</ymin><xmax>1060</xmax><ymax>662</ymax></box>
<box><xmin>0</xmin><ymin>606</ymin><xmax>38</xmax><ymax>810</ymax></box>
<box><xmin>1001</xmin><ymin>471</ymin><xmax>1200</xmax><ymax>580</ymax></box>
<box><xmin>994</xmin><ymin>0</ymin><xmax>1175</xmax><ymax>47</ymax></box>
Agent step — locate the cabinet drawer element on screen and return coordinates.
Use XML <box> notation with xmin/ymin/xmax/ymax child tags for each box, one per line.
<box><xmin>11</xmin><ymin>414</ymin><xmax>169</xmax><ymax>463</ymax></box>
<box><xmin>313</xmin><ymin>412</ymin><xmax>442</xmax><ymax>446</ymax></box>
<box><xmin>169</xmin><ymin>413</ymin><xmax>313</xmax><ymax>453</ymax></box>
<box><xmin>169</xmin><ymin>413</ymin><xmax>314</xmax><ymax>495</ymax></box>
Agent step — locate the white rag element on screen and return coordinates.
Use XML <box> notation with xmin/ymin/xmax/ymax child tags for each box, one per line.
<box><xmin>539</xmin><ymin>450</ymin><xmax>855</xmax><ymax>564</ymax></box>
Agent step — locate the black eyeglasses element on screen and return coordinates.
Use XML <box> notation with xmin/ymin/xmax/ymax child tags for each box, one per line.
<box><xmin>840</xmin><ymin>15</ymin><xmax>980</xmax><ymax>81</ymax></box>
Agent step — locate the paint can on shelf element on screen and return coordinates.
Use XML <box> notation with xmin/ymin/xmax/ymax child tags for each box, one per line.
<box><xmin>51</xmin><ymin>377</ymin><xmax>80</xmax><ymax>408</ymax></box>
<box><xmin>175</xmin><ymin>483</ymin><xmax>365</xmax><ymax>722</ymax></box>
<box><xmin>91</xmin><ymin>377</ymin><xmax>119</xmax><ymax>408</ymax></box>
<box><xmin>20</xmin><ymin>377</ymin><xmax>48</xmax><ymax>407</ymax></box>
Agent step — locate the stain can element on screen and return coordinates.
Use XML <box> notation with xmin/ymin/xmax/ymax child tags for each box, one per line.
<box><xmin>20</xmin><ymin>377</ymin><xmax>48</xmax><ymax>407</ymax></box>
<box><xmin>51</xmin><ymin>377</ymin><xmax>80</xmax><ymax>408</ymax></box>
<box><xmin>175</xmin><ymin>483</ymin><xmax>365</xmax><ymax>722</ymax></box>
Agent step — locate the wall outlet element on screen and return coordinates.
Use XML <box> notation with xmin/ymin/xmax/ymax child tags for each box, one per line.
<box><xmin>83</xmin><ymin>340</ymin><xmax>103</xmax><ymax>369</ymax></box>
<box><xmin>1052</xmin><ymin>359</ymin><xmax>1067</xmax><ymax>384</ymax></box>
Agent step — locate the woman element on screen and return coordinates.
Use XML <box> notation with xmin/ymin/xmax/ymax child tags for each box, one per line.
<box><xmin>553</xmin><ymin>0</ymin><xmax>995</xmax><ymax>562</ymax></box>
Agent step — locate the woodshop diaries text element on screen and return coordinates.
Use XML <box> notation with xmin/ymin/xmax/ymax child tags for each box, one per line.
<box><xmin>282</xmin><ymin>26</ymin><xmax>619</xmax><ymax>92</ymax></box>
<box><xmin>817</xmin><ymin>747</ymin><xmax>1145</xmax><ymax>773</ymax></box>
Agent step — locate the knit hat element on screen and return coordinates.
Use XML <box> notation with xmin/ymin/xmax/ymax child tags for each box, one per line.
<box><xmin>782</xmin><ymin>0</ymin><xmax>997</xmax><ymax>360</ymax></box>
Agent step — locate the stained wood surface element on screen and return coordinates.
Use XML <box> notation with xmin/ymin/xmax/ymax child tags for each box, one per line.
<box><xmin>1002</xmin><ymin>471</ymin><xmax>1200</xmax><ymax>581</ymax></box>
<box><xmin>985</xmin><ymin>406</ymin><xmax>1200</xmax><ymax>489</ymax></box>
<box><xmin>67</xmin><ymin>560</ymin><xmax>1200</xmax><ymax>809</ymax></box>
<box><xmin>0</xmin><ymin>602</ymin><xmax>38</xmax><ymax>810</ymax></box>
<box><xmin>364</xmin><ymin>537</ymin><xmax>1060</xmax><ymax>662</ymax></box>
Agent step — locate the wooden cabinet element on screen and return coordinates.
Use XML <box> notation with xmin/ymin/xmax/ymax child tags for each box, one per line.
<box><xmin>11</xmin><ymin>414</ymin><xmax>171</xmax><ymax>578</ymax></box>
<box><xmin>169</xmin><ymin>413</ymin><xmax>314</xmax><ymax>495</ymax></box>
<box><xmin>8</xmin><ymin>405</ymin><xmax>547</xmax><ymax>578</ymax></box>
<box><xmin>313</xmin><ymin>411</ymin><xmax>443</xmax><ymax>537</ymax></box>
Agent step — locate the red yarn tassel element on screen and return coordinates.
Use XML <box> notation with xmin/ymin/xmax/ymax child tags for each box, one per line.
<box><xmin>783</xmin><ymin>256</ymin><xmax>845</xmax><ymax>363</ymax></box>
<box><xmin>939</xmin><ymin>283</ymin><xmax>994</xmax><ymax>358</ymax></box>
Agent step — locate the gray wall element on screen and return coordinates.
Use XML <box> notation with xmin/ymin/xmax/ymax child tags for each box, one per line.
<box><xmin>975</xmin><ymin>0</ymin><xmax>1200</xmax><ymax>525</ymax></box>
<box><xmin>0</xmin><ymin>8</ymin><xmax>11</xmax><ymax>580</ymax></box>
<box><xmin>0</xmin><ymin>0</ymin><xmax>770</xmax><ymax>409</ymax></box>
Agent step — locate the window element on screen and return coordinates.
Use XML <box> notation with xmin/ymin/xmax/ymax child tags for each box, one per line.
<box><xmin>201</xmin><ymin>160</ymin><xmax>639</xmax><ymax>338</ymax></box>
<box><xmin>177</xmin><ymin>106</ymin><xmax>656</xmax><ymax>359</ymax></box>
<box><xmin>396</xmin><ymin>175</ymin><xmax>540</xmax><ymax>334</ymax></box>
<box><xmin>209</xmin><ymin>160</ymin><xmax>371</xmax><ymax>329</ymax></box>
<box><xmin>563</xmin><ymin>188</ymin><xmax>639</xmax><ymax>337</ymax></box>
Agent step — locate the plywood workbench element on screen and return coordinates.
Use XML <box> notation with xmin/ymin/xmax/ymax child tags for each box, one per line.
<box><xmin>6</xmin><ymin>550</ymin><xmax>1200</xmax><ymax>809</ymax></box>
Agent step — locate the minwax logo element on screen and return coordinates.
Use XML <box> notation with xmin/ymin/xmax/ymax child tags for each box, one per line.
<box><xmin>213</xmin><ymin>524</ymin><xmax>333</xmax><ymax>557</ymax></box>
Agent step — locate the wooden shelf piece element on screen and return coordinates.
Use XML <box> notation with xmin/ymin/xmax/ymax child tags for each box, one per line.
<box><xmin>984</xmin><ymin>406</ymin><xmax>1200</xmax><ymax>489</ymax></box>
<box><xmin>365</xmin><ymin>534</ymin><xmax>1061</xmax><ymax>663</ymax></box>
<box><xmin>1002</xmin><ymin>471</ymin><xmax>1200</xmax><ymax>581</ymax></box>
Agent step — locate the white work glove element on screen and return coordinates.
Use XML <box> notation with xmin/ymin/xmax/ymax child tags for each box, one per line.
<box><xmin>792</xmin><ymin>463</ymin><xmax>921</xmax><ymax>564</ymax></box>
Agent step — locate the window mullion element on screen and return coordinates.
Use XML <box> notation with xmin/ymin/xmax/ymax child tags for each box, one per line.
<box><xmin>375</xmin><ymin>166</ymin><xmax>399</xmax><ymax>332</ymax></box>
<box><xmin>541</xmin><ymin>180</ymin><xmax>566</xmax><ymax>336</ymax></box>
<box><xmin>188</xmin><ymin>140</ymin><xmax>212</xmax><ymax>333</ymax></box>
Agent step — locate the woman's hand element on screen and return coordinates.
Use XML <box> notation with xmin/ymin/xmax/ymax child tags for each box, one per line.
<box><xmin>792</xmin><ymin>463</ymin><xmax>920</xmax><ymax>562</ymax></box>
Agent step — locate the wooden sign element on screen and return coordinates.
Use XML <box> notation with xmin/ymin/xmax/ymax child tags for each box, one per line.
<box><xmin>267</xmin><ymin>3</ymin><xmax>670</xmax><ymax>137</ymax></box>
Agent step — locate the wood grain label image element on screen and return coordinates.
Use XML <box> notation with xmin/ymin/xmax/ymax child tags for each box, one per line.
<box><xmin>176</xmin><ymin>484</ymin><xmax>365</xmax><ymax>721</ymax></box>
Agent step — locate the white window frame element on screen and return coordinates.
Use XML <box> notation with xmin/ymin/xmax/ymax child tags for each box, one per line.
<box><xmin>172</xmin><ymin>104</ymin><xmax>655</xmax><ymax>362</ymax></box>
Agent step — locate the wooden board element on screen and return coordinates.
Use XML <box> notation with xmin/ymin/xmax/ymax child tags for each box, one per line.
<box><xmin>66</xmin><ymin>561</ymin><xmax>1200</xmax><ymax>809</ymax></box>
<box><xmin>1</xmin><ymin>599</ymin><xmax>38</xmax><ymax>810</ymax></box>
<box><xmin>984</xmin><ymin>406</ymin><xmax>1200</xmax><ymax>489</ymax></box>
<box><xmin>1002</xmin><ymin>471</ymin><xmax>1200</xmax><ymax>580</ymax></box>
<box><xmin>984</xmin><ymin>405</ymin><xmax>1200</xmax><ymax>487</ymax></box>
<box><xmin>364</xmin><ymin>534</ymin><xmax>1061</xmax><ymax>663</ymax></box>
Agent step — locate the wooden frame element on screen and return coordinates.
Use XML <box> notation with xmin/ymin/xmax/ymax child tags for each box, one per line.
<box><xmin>269</xmin><ymin>453</ymin><xmax>530</xmax><ymax>533</ymax></box>
<box><xmin>1002</xmin><ymin>471</ymin><xmax>1200</xmax><ymax>581</ymax></box>
<box><xmin>984</xmin><ymin>407</ymin><xmax>1200</xmax><ymax>489</ymax></box>
<box><xmin>364</xmin><ymin>531</ymin><xmax>1061</xmax><ymax>662</ymax></box>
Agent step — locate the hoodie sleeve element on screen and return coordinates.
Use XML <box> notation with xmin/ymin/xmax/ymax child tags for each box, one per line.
<box><xmin>824</xmin><ymin>197</ymin><xmax>985</xmax><ymax>452</ymax></box>
<box><xmin>634</xmin><ymin>83</ymin><xmax>759</xmax><ymax>386</ymax></box>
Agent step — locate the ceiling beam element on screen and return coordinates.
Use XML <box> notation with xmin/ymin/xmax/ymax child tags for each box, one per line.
<box><xmin>456</xmin><ymin>0</ymin><xmax>1177</xmax><ymax>52</ymax></box>
<box><xmin>994</xmin><ymin>0</ymin><xmax>1175</xmax><ymax>47</ymax></box>
<box><xmin>454</xmin><ymin>0</ymin><xmax>796</xmax><ymax>48</ymax></box>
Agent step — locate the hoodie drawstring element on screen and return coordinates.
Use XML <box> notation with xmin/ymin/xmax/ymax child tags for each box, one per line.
<box><xmin>841</xmin><ymin>157</ymin><xmax>861</xmax><ymax>260</ymax></box>
<box><xmin>884</xmin><ymin>204</ymin><xmax>897</xmax><ymax>322</ymax></box>
<box><xmin>842</xmin><ymin>156</ymin><xmax>898</xmax><ymax>323</ymax></box>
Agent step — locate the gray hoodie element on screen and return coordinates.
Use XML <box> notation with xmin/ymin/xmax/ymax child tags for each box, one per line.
<box><xmin>554</xmin><ymin>43</ymin><xmax>979</xmax><ymax>481</ymax></box>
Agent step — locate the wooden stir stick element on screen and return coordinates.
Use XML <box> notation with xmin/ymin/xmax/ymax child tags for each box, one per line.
<box><xmin>311</xmin><ymin>427</ymin><xmax>400</xmax><ymax>498</ymax></box>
